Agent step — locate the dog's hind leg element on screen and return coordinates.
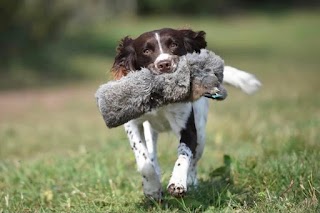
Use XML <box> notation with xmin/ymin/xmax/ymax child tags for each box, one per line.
<box><xmin>143</xmin><ymin>121</ymin><xmax>161</xmax><ymax>181</ymax></box>
<box><xmin>187</xmin><ymin>97</ymin><xmax>209</xmax><ymax>186</ymax></box>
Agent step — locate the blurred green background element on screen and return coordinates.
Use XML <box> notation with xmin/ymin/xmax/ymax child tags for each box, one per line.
<box><xmin>0</xmin><ymin>0</ymin><xmax>319</xmax><ymax>88</ymax></box>
<box><xmin>0</xmin><ymin>1</ymin><xmax>320</xmax><ymax>212</ymax></box>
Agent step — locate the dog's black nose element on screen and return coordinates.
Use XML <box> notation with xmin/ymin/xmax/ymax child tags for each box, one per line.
<box><xmin>156</xmin><ymin>60</ymin><xmax>172</xmax><ymax>72</ymax></box>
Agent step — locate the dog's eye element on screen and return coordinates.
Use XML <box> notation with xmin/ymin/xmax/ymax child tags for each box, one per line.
<box><xmin>170</xmin><ymin>42</ymin><xmax>178</xmax><ymax>49</ymax></box>
<box><xmin>143</xmin><ymin>48</ymin><xmax>151</xmax><ymax>55</ymax></box>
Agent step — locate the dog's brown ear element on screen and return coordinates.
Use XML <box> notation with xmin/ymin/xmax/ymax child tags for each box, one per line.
<box><xmin>180</xmin><ymin>30</ymin><xmax>207</xmax><ymax>53</ymax></box>
<box><xmin>111</xmin><ymin>36</ymin><xmax>136</xmax><ymax>80</ymax></box>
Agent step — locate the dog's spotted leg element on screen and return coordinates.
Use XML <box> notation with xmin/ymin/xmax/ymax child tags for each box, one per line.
<box><xmin>124</xmin><ymin>120</ymin><xmax>162</xmax><ymax>200</ymax></box>
<box><xmin>167</xmin><ymin>143</ymin><xmax>193</xmax><ymax>197</ymax></box>
<box><xmin>167</xmin><ymin>108</ymin><xmax>197</xmax><ymax>197</ymax></box>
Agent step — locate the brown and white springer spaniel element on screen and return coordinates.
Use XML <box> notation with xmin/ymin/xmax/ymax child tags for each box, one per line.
<box><xmin>111</xmin><ymin>28</ymin><xmax>261</xmax><ymax>200</ymax></box>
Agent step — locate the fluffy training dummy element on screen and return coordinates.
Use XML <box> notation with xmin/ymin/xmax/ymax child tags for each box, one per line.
<box><xmin>95</xmin><ymin>49</ymin><xmax>227</xmax><ymax>128</ymax></box>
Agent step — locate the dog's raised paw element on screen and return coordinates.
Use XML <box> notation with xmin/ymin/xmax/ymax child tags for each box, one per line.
<box><xmin>167</xmin><ymin>183</ymin><xmax>186</xmax><ymax>197</ymax></box>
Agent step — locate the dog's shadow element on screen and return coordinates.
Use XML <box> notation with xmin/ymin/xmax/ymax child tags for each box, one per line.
<box><xmin>136</xmin><ymin>155</ymin><xmax>254</xmax><ymax>212</ymax></box>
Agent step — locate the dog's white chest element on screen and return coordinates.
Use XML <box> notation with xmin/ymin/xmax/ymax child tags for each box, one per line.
<box><xmin>136</xmin><ymin>102</ymin><xmax>192</xmax><ymax>134</ymax></box>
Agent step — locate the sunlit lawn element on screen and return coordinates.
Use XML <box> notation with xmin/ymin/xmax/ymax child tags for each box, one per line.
<box><xmin>0</xmin><ymin>11</ymin><xmax>319</xmax><ymax>212</ymax></box>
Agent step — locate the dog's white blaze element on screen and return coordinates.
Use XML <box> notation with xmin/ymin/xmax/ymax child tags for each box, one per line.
<box><xmin>155</xmin><ymin>53</ymin><xmax>170</xmax><ymax>63</ymax></box>
<box><xmin>155</xmin><ymin>33</ymin><xmax>164</xmax><ymax>54</ymax></box>
<box><xmin>154</xmin><ymin>33</ymin><xmax>179</xmax><ymax>71</ymax></box>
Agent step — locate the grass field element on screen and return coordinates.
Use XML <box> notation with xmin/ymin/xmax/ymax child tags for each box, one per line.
<box><xmin>0</xmin><ymin>11</ymin><xmax>320</xmax><ymax>212</ymax></box>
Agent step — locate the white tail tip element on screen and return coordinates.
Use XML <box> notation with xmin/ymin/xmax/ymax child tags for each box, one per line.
<box><xmin>223</xmin><ymin>66</ymin><xmax>262</xmax><ymax>94</ymax></box>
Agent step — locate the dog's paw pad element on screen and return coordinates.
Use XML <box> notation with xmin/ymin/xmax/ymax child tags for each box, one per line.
<box><xmin>167</xmin><ymin>183</ymin><xmax>186</xmax><ymax>197</ymax></box>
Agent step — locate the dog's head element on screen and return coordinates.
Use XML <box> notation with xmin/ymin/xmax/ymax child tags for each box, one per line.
<box><xmin>111</xmin><ymin>28</ymin><xmax>207</xmax><ymax>79</ymax></box>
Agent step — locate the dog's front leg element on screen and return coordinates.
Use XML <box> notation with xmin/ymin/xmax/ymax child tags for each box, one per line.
<box><xmin>167</xmin><ymin>143</ymin><xmax>193</xmax><ymax>197</ymax></box>
<box><xmin>167</xmin><ymin>108</ymin><xmax>197</xmax><ymax>197</ymax></box>
<box><xmin>124</xmin><ymin>120</ymin><xmax>162</xmax><ymax>200</ymax></box>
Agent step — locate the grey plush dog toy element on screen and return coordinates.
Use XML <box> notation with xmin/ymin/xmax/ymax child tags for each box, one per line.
<box><xmin>95</xmin><ymin>49</ymin><xmax>227</xmax><ymax>128</ymax></box>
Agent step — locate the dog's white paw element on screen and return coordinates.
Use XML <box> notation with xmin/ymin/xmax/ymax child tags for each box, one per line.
<box><xmin>142</xmin><ymin>174</ymin><xmax>163</xmax><ymax>201</ymax></box>
<box><xmin>143</xmin><ymin>187</ymin><xmax>163</xmax><ymax>201</ymax></box>
<box><xmin>167</xmin><ymin>143</ymin><xmax>192</xmax><ymax>197</ymax></box>
<box><xmin>167</xmin><ymin>182</ymin><xmax>187</xmax><ymax>197</ymax></box>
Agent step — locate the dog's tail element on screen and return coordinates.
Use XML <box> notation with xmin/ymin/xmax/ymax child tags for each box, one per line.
<box><xmin>223</xmin><ymin>66</ymin><xmax>262</xmax><ymax>94</ymax></box>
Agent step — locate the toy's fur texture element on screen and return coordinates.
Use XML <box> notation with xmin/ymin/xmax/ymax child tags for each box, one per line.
<box><xmin>95</xmin><ymin>49</ymin><xmax>226</xmax><ymax>128</ymax></box>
